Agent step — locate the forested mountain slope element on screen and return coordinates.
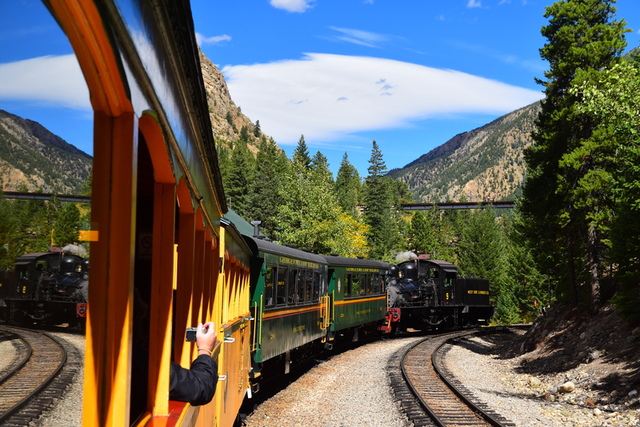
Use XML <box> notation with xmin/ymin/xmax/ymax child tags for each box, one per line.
<box><xmin>0</xmin><ymin>109</ymin><xmax>92</xmax><ymax>194</ymax></box>
<box><xmin>389</xmin><ymin>102</ymin><xmax>541</xmax><ymax>202</ymax></box>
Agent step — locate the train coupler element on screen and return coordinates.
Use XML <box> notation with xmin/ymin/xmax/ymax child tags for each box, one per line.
<box><xmin>378</xmin><ymin>308</ymin><xmax>401</xmax><ymax>333</ymax></box>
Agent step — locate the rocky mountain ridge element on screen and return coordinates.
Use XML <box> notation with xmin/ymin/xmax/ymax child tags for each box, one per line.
<box><xmin>199</xmin><ymin>50</ymin><xmax>261</xmax><ymax>153</ymax></box>
<box><xmin>389</xmin><ymin>102</ymin><xmax>541</xmax><ymax>203</ymax></box>
<box><xmin>0</xmin><ymin>109</ymin><xmax>92</xmax><ymax>194</ymax></box>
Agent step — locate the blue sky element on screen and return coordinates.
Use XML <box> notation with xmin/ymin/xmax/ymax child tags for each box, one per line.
<box><xmin>1</xmin><ymin>0</ymin><xmax>640</xmax><ymax>178</ymax></box>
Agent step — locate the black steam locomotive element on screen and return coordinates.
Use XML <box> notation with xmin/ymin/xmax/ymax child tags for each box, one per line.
<box><xmin>382</xmin><ymin>255</ymin><xmax>493</xmax><ymax>333</ymax></box>
<box><xmin>0</xmin><ymin>249</ymin><xmax>88</xmax><ymax>327</ymax></box>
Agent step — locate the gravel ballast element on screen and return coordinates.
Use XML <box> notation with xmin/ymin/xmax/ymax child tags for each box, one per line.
<box><xmin>7</xmin><ymin>327</ymin><xmax>638</xmax><ymax>426</ymax></box>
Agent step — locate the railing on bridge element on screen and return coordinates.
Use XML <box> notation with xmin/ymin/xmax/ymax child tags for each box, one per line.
<box><xmin>2</xmin><ymin>191</ymin><xmax>91</xmax><ymax>203</ymax></box>
<box><xmin>402</xmin><ymin>201</ymin><xmax>515</xmax><ymax>210</ymax></box>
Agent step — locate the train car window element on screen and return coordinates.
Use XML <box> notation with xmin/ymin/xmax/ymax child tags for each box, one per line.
<box><xmin>444</xmin><ymin>272</ymin><xmax>455</xmax><ymax>287</ymax></box>
<box><xmin>35</xmin><ymin>260</ymin><xmax>47</xmax><ymax>272</ymax></box>
<box><xmin>276</xmin><ymin>267</ymin><xmax>287</xmax><ymax>305</ymax></box>
<box><xmin>264</xmin><ymin>266</ymin><xmax>276</xmax><ymax>307</ymax></box>
<box><xmin>362</xmin><ymin>274</ymin><xmax>371</xmax><ymax>295</ymax></box>
<box><xmin>304</xmin><ymin>270</ymin><xmax>312</xmax><ymax>302</ymax></box>
<box><xmin>312</xmin><ymin>272</ymin><xmax>320</xmax><ymax>301</ymax></box>
<box><xmin>295</xmin><ymin>269</ymin><xmax>305</xmax><ymax>303</ymax></box>
<box><xmin>351</xmin><ymin>274</ymin><xmax>360</xmax><ymax>296</ymax></box>
<box><xmin>276</xmin><ymin>267</ymin><xmax>288</xmax><ymax>305</ymax></box>
<box><xmin>288</xmin><ymin>269</ymin><xmax>298</xmax><ymax>304</ymax></box>
<box><xmin>344</xmin><ymin>274</ymin><xmax>352</xmax><ymax>297</ymax></box>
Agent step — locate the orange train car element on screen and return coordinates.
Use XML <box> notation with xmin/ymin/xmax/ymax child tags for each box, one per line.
<box><xmin>42</xmin><ymin>0</ymin><xmax>252</xmax><ymax>425</ymax></box>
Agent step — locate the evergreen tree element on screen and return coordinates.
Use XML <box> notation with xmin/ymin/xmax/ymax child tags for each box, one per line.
<box><xmin>456</xmin><ymin>207</ymin><xmax>518</xmax><ymax>322</ymax></box>
<box><xmin>407</xmin><ymin>211</ymin><xmax>437</xmax><ymax>256</ymax></box>
<box><xmin>253</xmin><ymin>120</ymin><xmax>261</xmax><ymax>138</ymax></box>
<box><xmin>572</xmin><ymin>57</ymin><xmax>640</xmax><ymax>320</ymax></box>
<box><xmin>216</xmin><ymin>141</ymin><xmax>232</xmax><ymax>191</ymax></box>
<box><xmin>310</xmin><ymin>151</ymin><xmax>334</xmax><ymax>186</ymax></box>
<box><xmin>520</xmin><ymin>0</ymin><xmax>628</xmax><ymax>311</ymax></box>
<box><xmin>362</xmin><ymin>141</ymin><xmax>397</xmax><ymax>260</ymax></box>
<box><xmin>334</xmin><ymin>153</ymin><xmax>361</xmax><ymax>216</ymax></box>
<box><xmin>247</xmin><ymin>137</ymin><xmax>288</xmax><ymax>236</ymax></box>
<box><xmin>0</xmin><ymin>194</ymin><xmax>19</xmax><ymax>268</ymax></box>
<box><xmin>55</xmin><ymin>203</ymin><xmax>81</xmax><ymax>246</ymax></box>
<box><xmin>292</xmin><ymin>135</ymin><xmax>311</xmax><ymax>169</ymax></box>
<box><xmin>226</xmin><ymin>139</ymin><xmax>255</xmax><ymax>218</ymax></box>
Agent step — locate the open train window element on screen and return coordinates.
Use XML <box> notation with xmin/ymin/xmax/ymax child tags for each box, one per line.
<box><xmin>288</xmin><ymin>269</ymin><xmax>298</xmax><ymax>304</ymax></box>
<box><xmin>351</xmin><ymin>274</ymin><xmax>360</xmax><ymax>295</ymax></box>
<box><xmin>264</xmin><ymin>265</ymin><xmax>276</xmax><ymax>307</ymax></box>
<box><xmin>312</xmin><ymin>272</ymin><xmax>321</xmax><ymax>301</ymax></box>
<box><xmin>295</xmin><ymin>269</ymin><xmax>306</xmax><ymax>303</ymax></box>
<box><xmin>344</xmin><ymin>274</ymin><xmax>352</xmax><ymax>297</ymax></box>
<box><xmin>276</xmin><ymin>267</ymin><xmax>287</xmax><ymax>305</ymax></box>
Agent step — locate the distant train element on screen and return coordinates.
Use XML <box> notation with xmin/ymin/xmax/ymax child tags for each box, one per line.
<box><xmin>382</xmin><ymin>255</ymin><xmax>494</xmax><ymax>333</ymax></box>
<box><xmin>0</xmin><ymin>249</ymin><xmax>88</xmax><ymax>327</ymax></box>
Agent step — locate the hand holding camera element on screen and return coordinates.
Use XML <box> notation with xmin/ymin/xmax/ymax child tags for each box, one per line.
<box><xmin>186</xmin><ymin>322</ymin><xmax>217</xmax><ymax>357</ymax></box>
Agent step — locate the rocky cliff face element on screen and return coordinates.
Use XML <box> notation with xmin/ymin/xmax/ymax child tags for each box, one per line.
<box><xmin>199</xmin><ymin>50</ymin><xmax>260</xmax><ymax>153</ymax></box>
<box><xmin>0</xmin><ymin>109</ymin><xmax>92</xmax><ymax>194</ymax></box>
<box><xmin>389</xmin><ymin>102</ymin><xmax>541</xmax><ymax>202</ymax></box>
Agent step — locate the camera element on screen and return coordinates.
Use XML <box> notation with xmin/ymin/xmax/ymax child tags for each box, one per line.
<box><xmin>185</xmin><ymin>327</ymin><xmax>197</xmax><ymax>342</ymax></box>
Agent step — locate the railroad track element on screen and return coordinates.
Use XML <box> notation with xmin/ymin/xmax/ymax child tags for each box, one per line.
<box><xmin>389</xmin><ymin>329</ymin><xmax>515</xmax><ymax>427</ymax></box>
<box><xmin>0</xmin><ymin>325</ymin><xmax>77</xmax><ymax>426</ymax></box>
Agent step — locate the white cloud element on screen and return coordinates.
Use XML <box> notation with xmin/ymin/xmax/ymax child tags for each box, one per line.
<box><xmin>467</xmin><ymin>0</ymin><xmax>482</xmax><ymax>7</ymax></box>
<box><xmin>196</xmin><ymin>32</ymin><xmax>232</xmax><ymax>46</ymax></box>
<box><xmin>329</xmin><ymin>27</ymin><xmax>388</xmax><ymax>48</ymax></box>
<box><xmin>0</xmin><ymin>55</ymin><xmax>89</xmax><ymax>109</ymax></box>
<box><xmin>270</xmin><ymin>0</ymin><xmax>314</xmax><ymax>13</ymax></box>
<box><xmin>222</xmin><ymin>53</ymin><xmax>542</xmax><ymax>145</ymax></box>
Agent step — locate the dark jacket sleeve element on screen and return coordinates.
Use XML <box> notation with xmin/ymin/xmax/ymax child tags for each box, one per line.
<box><xmin>169</xmin><ymin>355</ymin><xmax>218</xmax><ymax>406</ymax></box>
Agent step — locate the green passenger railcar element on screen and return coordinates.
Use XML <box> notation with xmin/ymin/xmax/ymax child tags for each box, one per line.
<box><xmin>323</xmin><ymin>255</ymin><xmax>389</xmax><ymax>339</ymax></box>
<box><xmin>245</xmin><ymin>236</ymin><xmax>329</xmax><ymax>364</ymax></box>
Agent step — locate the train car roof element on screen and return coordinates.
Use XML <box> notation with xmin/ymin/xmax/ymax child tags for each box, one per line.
<box><xmin>243</xmin><ymin>236</ymin><xmax>327</xmax><ymax>265</ymax></box>
<box><xmin>322</xmin><ymin>254</ymin><xmax>389</xmax><ymax>270</ymax></box>
<box><xmin>398</xmin><ymin>258</ymin><xmax>457</xmax><ymax>270</ymax></box>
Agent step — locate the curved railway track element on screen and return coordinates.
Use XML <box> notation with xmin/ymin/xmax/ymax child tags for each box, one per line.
<box><xmin>389</xmin><ymin>330</ymin><xmax>515</xmax><ymax>427</ymax></box>
<box><xmin>0</xmin><ymin>325</ymin><xmax>78</xmax><ymax>426</ymax></box>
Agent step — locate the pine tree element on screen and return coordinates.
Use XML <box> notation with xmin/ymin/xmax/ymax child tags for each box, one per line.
<box><xmin>520</xmin><ymin>0</ymin><xmax>628</xmax><ymax>311</ymax></box>
<box><xmin>572</xmin><ymin>56</ymin><xmax>640</xmax><ymax>320</ymax></box>
<box><xmin>362</xmin><ymin>141</ymin><xmax>397</xmax><ymax>260</ymax></box>
<box><xmin>247</xmin><ymin>137</ymin><xmax>288</xmax><ymax>236</ymax></box>
<box><xmin>292</xmin><ymin>135</ymin><xmax>311</xmax><ymax>170</ymax></box>
<box><xmin>226</xmin><ymin>139</ymin><xmax>255</xmax><ymax>218</ymax></box>
<box><xmin>310</xmin><ymin>151</ymin><xmax>334</xmax><ymax>186</ymax></box>
<box><xmin>407</xmin><ymin>211</ymin><xmax>437</xmax><ymax>256</ymax></box>
<box><xmin>55</xmin><ymin>203</ymin><xmax>81</xmax><ymax>246</ymax></box>
<box><xmin>334</xmin><ymin>153</ymin><xmax>361</xmax><ymax>216</ymax></box>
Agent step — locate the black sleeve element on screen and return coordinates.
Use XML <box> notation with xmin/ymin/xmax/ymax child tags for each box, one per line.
<box><xmin>169</xmin><ymin>355</ymin><xmax>218</xmax><ymax>406</ymax></box>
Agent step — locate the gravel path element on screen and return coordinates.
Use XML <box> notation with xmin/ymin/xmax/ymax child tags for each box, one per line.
<box><xmin>4</xmin><ymin>327</ymin><xmax>637</xmax><ymax>427</ymax></box>
<box><xmin>243</xmin><ymin>337</ymin><xmax>421</xmax><ymax>427</ymax></box>
<box><xmin>446</xmin><ymin>334</ymin><xmax>640</xmax><ymax>427</ymax></box>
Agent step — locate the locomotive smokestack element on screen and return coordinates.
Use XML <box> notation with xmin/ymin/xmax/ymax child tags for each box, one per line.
<box><xmin>251</xmin><ymin>220</ymin><xmax>262</xmax><ymax>238</ymax></box>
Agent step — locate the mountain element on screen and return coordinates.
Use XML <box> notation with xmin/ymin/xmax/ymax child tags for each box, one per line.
<box><xmin>0</xmin><ymin>109</ymin><xmax>92</xmax><ymax>194</ymax></box>
<box><xmin>199</xmin><ymin>50</ymin><xmax>262</xmax><ymax>153</ymax></box>
<box><xmin>389</xmin><ymin>102</ymin><xmax>541</xmax><ymax>203</ymax></box>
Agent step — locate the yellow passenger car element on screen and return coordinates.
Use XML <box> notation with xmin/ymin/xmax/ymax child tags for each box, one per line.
<box><xmin>42</xmin><ymin>1</ymin><xmax>252</xmax><ymax>425</ymax></box>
